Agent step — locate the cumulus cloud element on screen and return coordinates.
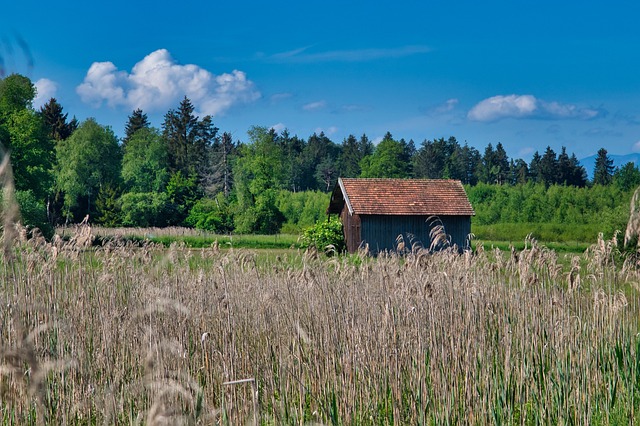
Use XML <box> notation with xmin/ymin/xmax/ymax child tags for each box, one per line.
<box><xmin>302</xmin><ymin>100</ymin><xmax>327</xmax><ymax>111</ymax></box>
<box><xmin>76</xmin><ymin>49</ymin><xmax>260</xmax><ymax>115</ymax></box>
<box><xmin>468</xmin><ymin>94</ymin><xmax>601</xmax><ymax>122</ymax></box>
<box><xmin>33</xmin><ymin>78</ymin><xmax>58</xmax><ymax>108</ymax></box>
<box><xmin>633</xmin><ymin>140</ymin><xmax>640</xmax><ymax>153</ymax></box>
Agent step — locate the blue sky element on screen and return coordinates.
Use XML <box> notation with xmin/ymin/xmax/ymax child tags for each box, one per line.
<box><xmin>2</xmin><ymin>1</ymin><xmax>639</xmax><ymax>160</ymax></box>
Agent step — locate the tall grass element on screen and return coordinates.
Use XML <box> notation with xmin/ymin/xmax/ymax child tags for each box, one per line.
<box><xmin>1</xmin><ymin>221</ymin><xmax>640</xmax><ymax>424</ymax></box>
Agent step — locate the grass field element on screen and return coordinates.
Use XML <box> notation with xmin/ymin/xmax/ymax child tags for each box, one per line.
<box><xmin>2</xmin><ymin>223</ymin><xmax>640</xmax><ymax>424</ymax></box>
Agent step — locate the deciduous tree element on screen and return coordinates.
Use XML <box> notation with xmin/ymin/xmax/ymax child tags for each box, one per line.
<box><xmin>54</xmin><ymin>118</ymin><xmax>122</xmax><ymax>221</ymax></box>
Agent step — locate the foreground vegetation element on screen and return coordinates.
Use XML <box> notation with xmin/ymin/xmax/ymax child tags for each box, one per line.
<box><xmin>1</xmin><ymin>223</ymin><xmax>640</xmax><ymax>425</ymax></box>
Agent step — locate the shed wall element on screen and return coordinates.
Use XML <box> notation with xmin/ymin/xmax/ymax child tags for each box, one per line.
<box><xmin>359</xmin><ymin>215</ymin><xmax>471</xmax><ymax>254</ymax></box>
<box><xmin>340</xmin><ymin>207</ymin><xmax>362</xmax><ymax>253</ymax></box>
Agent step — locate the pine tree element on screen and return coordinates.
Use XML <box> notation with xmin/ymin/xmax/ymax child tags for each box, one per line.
<box><xmin>494</xmin><ymin>143</ymin><xmax>510</xmax><ymax>184</ymax></box>
<box><xmin>539</xmin><ymin>146</ymin><xmax>559</xmax><ymax>186</ymax></box>
<box><xmin>39</xmin><ymin>97</ymin><xmax>78</xmax><ymax>141</ymax></box>
<box><xmin>528</xmin><ymin>151</ymin><xmax>542</xmax><ymax>183</ymax></box>
<box><xmin>340</xmin><ymin>134</ymin><xmax>364</xmax><ymax>178</ymax></box>
<box><xmin>162</xmin><ymin>97</ymin><xmax>218</xmax><ymax>187</ymax></box>
<box><xmin>359</xmin><ymin>134</ymin><xmax>373</xmax><ymax>157</ymax></box>
<box><xmin>510</xmin><ymin>159</ymin><xmax>528</xmax><ymax>185</ymax></box>
<box><xmin>568</xmin><ymin>154</ymin><xmax>587</xmax><ymax>187</ymax></box>
<box><xmin>592</xmin><ymin>147</ymin><xmax>615</xmax><ymax>185</ymax></box>
<box><xmin>123</xmin><ymin>108</ymin><xmax>150</xmax><ymax>145</ymax></box>
<box><xmin>557</xmin><ymin>147</ymin><xmax>572</xmax><ymax>184</ymax></box>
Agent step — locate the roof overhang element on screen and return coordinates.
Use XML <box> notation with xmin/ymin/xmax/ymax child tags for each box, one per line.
<box><xmin>327</xmin><ymin>177</ymin><xmax>354</xmax><ymax>215</ymax></box>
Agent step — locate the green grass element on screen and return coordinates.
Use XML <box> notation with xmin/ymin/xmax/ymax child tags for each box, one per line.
<box><xmin>472</xmin><ymin>239</ymin><xmax>591</xmax><ymax>254</ymax></box>
<box><xmin>472</xmin><ymin>222</ymin><xmax>613</xmax><ymax>245</ymax></box>
<box><xmin>147</xmin><ymin>233</ymin><xmax>301</xmax><ymax>249</ymax></box>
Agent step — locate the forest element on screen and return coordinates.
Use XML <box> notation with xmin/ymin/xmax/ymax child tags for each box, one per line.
<box><xmin>1</xmin><ymin>73</ymin><xmax>637</xmax><ymax>240</ymax></box>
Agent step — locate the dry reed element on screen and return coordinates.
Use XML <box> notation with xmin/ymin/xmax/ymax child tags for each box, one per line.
<box><xmin>0</xmin><ymin>221</ymin><xmax>638</xmax><ymax>424</ymax></box>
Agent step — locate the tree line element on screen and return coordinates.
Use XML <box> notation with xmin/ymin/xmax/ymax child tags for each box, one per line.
<box><xmin>0</xmin><ymin>73</ymin><xmax>637</xmax><ymax>237</ymax></box>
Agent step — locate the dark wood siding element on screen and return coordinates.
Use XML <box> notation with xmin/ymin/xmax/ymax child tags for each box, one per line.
<box><xmin>359</xmin><ymin>214</ymin><xmax>471</xmax><ymax>254</ymax></box>
<box><xmin>340</xmin><ymin>206</ymin><xmax>362</xmax><ymax>253</ymax></box>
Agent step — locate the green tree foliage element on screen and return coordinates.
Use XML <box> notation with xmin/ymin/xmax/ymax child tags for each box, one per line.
<box><xmin>166</xmin><ymin>171</ymin><xmax>200</xmax><ymax>225</ymax></box>
<box><xmin>54</xmin><ymin>118</ymin><xmax>122</xmax><ymax>221</ymax></box>
<box><xmin>233</xmin><ymin>126</ymin><xmax>287</xmax><ymax>233</ymax></box>
<box><xmin>467</xmin><ymin>182</ymin><xmax>630</xmax><ymax>235</ymax></box>
<box><xmin>162</xmin><ymin>97</ymin><xmax>218</xmax><ymax>189</ymax></box>
<box><xmin>360</xmin><ymin>133</ymin><xmax>411</xmax><ymax>178</ymax></box>
<box><xmin>301</xmin><ymin>132</ymin><xmax>340</xmax><ymax>190</ymax></box>
<box><xmin>413</xmin><ymin>136</ymin><xmax>479</xmax><ymax>182</ymax></box>
<box><xmin>593</xmin><ymin>147</ymin><xmax>615</xmax><ymax>185</ymax></box>
<box><xmin>3</xmin><ymin>108</ymin><xmax>53</xmax><ymax>199</ymax></box>
<box><xmin>539</xmin><ymin>146</ymin><xmax>559</xmax><ymax>186</ymax></box>
<box><xmin>14</xmin><ymin>190</ymin><xmax>54</xmax><ymax>239</ymax></box>
<box><xmin>119</xmin><ymin>192</ymin><xmax>172</xmax><ymax>227</ymax></box>
<box><xmin>275</xmin><ymin>129</ymin><xmax>306</xmax><ymax>192</ymax></box>
<box><xmin>122</xmin><ymin>108</ymin><xmax>150</xmax><ymax>146</ymax></box>
<box><xmin>0</xmin><ymin>74</ymin><xmax>35</xmax><ymax>115</ymax></box>
<box><xmin>185</xmin><ymin>194</ymin><xmax>234</xmax><ymax>233</ymax></box>
<box><xmin>509</xmin><ymin>159</ymin><xmax>528</xmax><ymax>185</ymax></box>
<box><xmin>121</xmin><ymin>127</ymin><xmax>169</xmax><ymax>193</ymax></box>
<box><xmin>0</xmin><ymin>75</ymin><xmax>54</xmax><ymax>201</ymax></box>
<box><xmin>479</xmin><ymin>143</ymin><xmax>510</xmax><ymax>184</ymax></box>
<box><xmin>614</xmin><ymin>162</ymin><xmax>640</xmax><ymax>192</ymax></box>
<box><xmin>39</xmin><ymin>98</ymin><xmax>78</xmax><ymax>141</ymax></box>
<box><xmin>95</xmin><ymin>184</ymin><xmax>121</xmax><ymax>226</ymax></box>
<box><xmin>315</xmin><ymin>155</ymin><xmax>339</xmax><ymax>191</ymax></box>
<box><xmin>339</xmin><ymin>134</ymin><xmax>370</xmax><ymax>178</ymax></box>
<box><xmin>276</xmin><ymin>190</ymin><xmax>330</xmax><ymax>233</ymax></box>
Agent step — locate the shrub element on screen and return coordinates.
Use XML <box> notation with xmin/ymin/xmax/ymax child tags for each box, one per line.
<box><xmin>185</xmin><ymin>195</ymin><xmax>233</xmax><ymax>233</ymax></box>
<box><xmin>14</xmin><ymin>190</ymin><xmax>54</xmax><ymax>239</ymax></box>
<box><xmin>119</xmin><ymin>192</ymin><xmax>174</xmax><ymax>227</ymax></box>
<box><xmin>300</xmin><ymin>216</ymin><xmax>345</xmax><ymax>255</ymax></box>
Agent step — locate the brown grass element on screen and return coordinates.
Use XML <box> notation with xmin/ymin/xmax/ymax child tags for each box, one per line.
<box><xmin>0</xmin><ymin>220</ymin><xmax>639</xmax><ymax>424</ymax></box>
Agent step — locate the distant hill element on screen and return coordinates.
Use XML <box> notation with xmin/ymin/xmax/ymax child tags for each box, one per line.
<box><xmin>579</xmin><ymin>153</ymin><xmax>640</xmax><ymax>181</ymax></box>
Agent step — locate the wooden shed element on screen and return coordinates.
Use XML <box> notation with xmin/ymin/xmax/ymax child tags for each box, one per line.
<box><xmin>327</xmin><ymin>178</ymin><xmax>475</xmax><ymax>254</ymax></box>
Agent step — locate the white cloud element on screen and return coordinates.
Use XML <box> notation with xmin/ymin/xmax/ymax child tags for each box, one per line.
<box><xmin>76</xmin><ymin>49</ymin><xmax>260</xmax><ymax>116</ymax></box>
<box><xmin>33</xmin><ymin>78</ymin><xmax>58</xmax><ymax>108</ymax></box>
<box><xmin>468</xmin><ymin>94</ymin><xmax>601</xmax><ymax>122</ymax></box>
<box><xmin>270</xmin><ymin>92</ymin><xmax>292</xmax><ymax>103</ymax></box>
<box><xmin>341</xmin><ymin>104</ymin><xmax>369</xmax><ymax>112</ymax></box>
<box><xmin>302</xmin><ymin>100</ymin><xmax>327</xmax><ymax>111</ymax></box>
<box><xmin>434</xmin><ymin>98</ymin><xmax>459</xmax><ymax>114</ymax></box>
<box><xmin>633</xmin><ymin>140</ymin><xmax>640</xmax><ymax>153</ymax></box>
<box><xmin>271</xmin><ymin>45</ymin><xmax>431</xmax><ymax>63</ymax></box>
<box><xmin>315</xmin><ymin>126</ymin><xmax>338</xmax><ymax>136</ymax></box>
<box><xmin>270</xmin><ymin>123</ymin><xmax>286</xmax><ymax>133</ymax></box>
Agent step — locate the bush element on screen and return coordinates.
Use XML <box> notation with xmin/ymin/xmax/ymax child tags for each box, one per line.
<box><xmin>300</xmin><ymin>216</ymin><xmax>345</xmax><ymax>255</ymax></box>
<box><xmin>185</xmin><ymin>195</ymin><xmax>233</xmax><ymax>233</ymax></box>
<box><xmin>119</xmin><ymin>192</ymin><xmax>174</xmax><ymax>227</ymax></box>
<box><xmin>14</xmin><ymin>190</ymin><xmax>54</xmax><ymax>239</ymax></box>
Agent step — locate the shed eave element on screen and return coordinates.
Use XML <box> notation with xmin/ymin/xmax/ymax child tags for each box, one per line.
<box><xmin>339</xmin><ymin>178</ymin><xmax>355</xmax><ymax>215</ymax></box>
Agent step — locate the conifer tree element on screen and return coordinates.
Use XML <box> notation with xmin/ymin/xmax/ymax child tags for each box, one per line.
<box><xmin>39</xmin><ymin>98</ymin><xmax>78</xmax><ymax>141</ymax></box>
<box><xmin>593</xmin><ymin>147</ymin><xmax>615</xmax><ymax>185</ymax></box>
<box><xmin>162</xmin><ymin>97</ymin><xmax>218</xmax><ymax>188</ymax></box>
<box><xmin>123</xmin><ymin>108</ymin><xmax>150</xmax><ymax>145</ymax></box>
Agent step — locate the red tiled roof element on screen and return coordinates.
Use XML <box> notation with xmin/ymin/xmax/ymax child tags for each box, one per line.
<box><xmin>330</xmin><ymin>178</ymin><xmax>474</xmax><ymax>216</ymax></box>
